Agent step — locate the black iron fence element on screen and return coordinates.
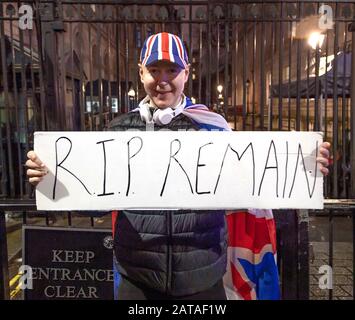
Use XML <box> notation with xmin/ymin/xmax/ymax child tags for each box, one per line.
<box><xmin>1</xmin><ymin>1</ymin><xmax>355</xmax><ymax>198</ymax></box>
<box><xmin>0</xmin><ymin>200</ymin><xmax>354</xmax><ymax>300</ymax></box>
<box><xmin>0</xmin><ymin>0</ymin><xmax>354</xmax><ymax>300</ymax></box>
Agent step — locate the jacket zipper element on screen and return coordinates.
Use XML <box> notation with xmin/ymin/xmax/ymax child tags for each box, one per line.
<box><xmin>166</xmin><ymin>211</ymin><xmax>172</xmax><ymax>294</ymax></box>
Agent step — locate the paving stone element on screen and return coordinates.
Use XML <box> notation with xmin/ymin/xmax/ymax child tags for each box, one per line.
<box><xmin>309</xmin><ymin>275</ymin><xmax>319</xmax><ymax>285</ymax></box>
<box><xmin>310</xmin><ymin>274</ymin><xmax>352</xmax><ymax>287</ymax></box>
<box><xmin>345</xmin><ymin>267</ymin><xmax>354</xmax><ymax>274</ymax></box>
<box><xmin>306</xmin><ymin>230</ymin><xmax>353</xmax><ymax>300</ymax></box>
<box><xmin>310</xmin><ymin>285</ymin><xmax>351</xmax><ymax>298</ymax></box>
<box><xmin>311</xmin><ymin>252</ymin><xmax>329</xmax><ymax>260</ymax></box>
<box><xmin>332</xmin><ymin>286</ymin><xmax>351</xmax><ymax>297</ymax></box>
<box><xmin>333</xmin><ymin>259</ymin><xmax>353</xmax><ymax>267</ymax></box>
<box><xmin>309</xmin><ymin>266</ymin><xmax>320</xmax><ymax>274</ymax></box>
<box><xmin>340</xmin><ymin>285</ymin><xmax>354</xmax><ymax>296</ymax></box>
<box><xmin>310</xmin><ymin>242</ymin><xmax>329</xmax><ymax>252</ymax></box>
<box><xmin>311</xmin><ymin>261</ymin><xmax>353</xmax><ymax>270</ymax></box>
<box><xmin>310</xmin><ymin>285</ymin><xmax>329</xmax><ymax>297</ymax></box>
<box><xmin>333</xmin><ymin>275</ymin><xmax>352</xmax><ymax>285</ymax></box>
<box><xmin>311</xmin><ymin>259</ymin><xmax>330</xmax><ymax>267</ymax></box>
<box><xmin>334</xmin><ymin>254</ymin><xmax>353</xmax><ymax>260</ymax></box>
<box><xmin>333</xmin><ymin>242</ymin><xmax>353</xmax><ymax>252</ymax></box>
<box><xmin>332</xmin><ymin>266</ymin><xmax>352</xmax><ymax>275</ymax></box>
<box><xmin>335</xmin><ymin>296</ymin><xmax>353</xmax><ymax>300</ymax></box>
<box><xmin>311</xmin><ymin>242</ymin><xmax>352</xmax><ymax>254</ymax></box>
<box><xmin>310</xmin><ymin>296</ymin><xmax>328</xmax><ymax>300</ymax></box>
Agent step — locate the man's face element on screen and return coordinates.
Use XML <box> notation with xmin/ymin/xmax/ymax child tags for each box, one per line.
<box><xmin>139</xmin><ymin>60</ymin><xmax>189</xmax><ymax>109</ymax></box>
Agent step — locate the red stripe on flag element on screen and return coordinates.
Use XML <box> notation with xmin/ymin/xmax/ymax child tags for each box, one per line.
<box><xmin>266</xmin><ymin>218</ymin><xmax>277</xmax><ymax>252</ymax></box>
<box><xmin>230</xmin><ymin>262</ymin><xmax>253</xmax><ymax>300</ymax></box>
<box><xmin>161</xmin><ymin>32</ymin><xmax>170</xmax><ymax>60</ymax></box>
<box><xmin>112</xmin><ymin>211</ymin><xmax>119</xmax><ymax>236</ymax></box>
<box><xmin>226</xmin><ymin>211</ymin><xmax>276</xmax><ymax>254</ymax></box>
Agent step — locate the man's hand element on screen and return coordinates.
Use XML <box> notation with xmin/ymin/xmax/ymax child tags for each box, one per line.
<box><xmin>25</xmin><ymin>151</ymin><xmax>48</xmax><ymax>186</ymax></box>
<box><xmin>317</xmin><ymin>141</ymin><xmax>330</xmax><ymax>176</ymax></box>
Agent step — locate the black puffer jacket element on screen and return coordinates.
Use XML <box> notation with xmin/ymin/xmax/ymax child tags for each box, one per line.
<box><xmin>108</xmin><ymin>111</ymin><xmax>227</xmax><ymax>296</ymax></box>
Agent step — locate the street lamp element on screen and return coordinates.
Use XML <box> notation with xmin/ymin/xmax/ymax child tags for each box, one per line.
<box><xmin>128</xmin><ymin>88</ymin><xmax>136</xmax><ymax>98</ymax></box>
<box><xmin>127</xmin><ymin>87</ymin><xmax>136</xmax><ymax>111</ymax></box>
<box><xmin>216</xmin><ymin>85</ymin><xmax>224</xmax><ymax>112</ymax></box>
<box><xmin>307</xmin><ymin>32</ymin><xmax>325</xmax><ymax>50</ymax></box>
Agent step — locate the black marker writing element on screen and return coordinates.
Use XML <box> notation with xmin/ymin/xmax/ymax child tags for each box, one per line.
<box><xmin>126</xmin><ymin>136</ymin><xmax>143</xmax><ymax>196</ymax></box>
<box><xmin>53</xmin><ymin>137</ymin><xmax>91</xmax><ymax>200</ymax></box>
<box><xmin>288</xmin><ymin>141</ymin><xmax>318</xmax><ymax>198</ymax></box>
<box><xmin>214</xmin><ymin>142</ymin><xmax>255</xmax><ymax>195</ymax></box>
<box><xmin>96</xmin><ymin>139</ymin><xmax>115</xmax><ymax>197</ymax></box>
<box><xmin>196</xmin><ymin>142</ymin><xmax>213</xmax><ymax>194</ymax></box>
<box><xmin>282</xmin><ymin>141</ymin><xmax>289</xmax><ymax>198</ymax></box>
<box><xmin>160</xmin><ymin>139</ymin><xmax>193</xmax><ymax>196</ymax></box>
<box><xmin>258</xmin><ymin>140</ymin><xmax>279</xmax><ymax>197</ymax></box>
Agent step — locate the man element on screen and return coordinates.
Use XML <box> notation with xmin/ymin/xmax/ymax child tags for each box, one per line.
<box><xmin>26</xmin><ymin>32</ymin><xmax>330</xmax><ymax>300</ymax></box>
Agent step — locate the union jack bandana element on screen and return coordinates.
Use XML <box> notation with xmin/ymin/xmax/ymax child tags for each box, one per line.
<box><xmin>140</xmin><ymin>32</ymin><xmax>189</xmax><ymax>69</ymax></box>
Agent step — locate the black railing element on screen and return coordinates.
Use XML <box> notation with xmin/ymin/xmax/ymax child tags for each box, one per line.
<box><xmin>0</xmin><ymin>199</ymin><xmax>354</xmax><ymax>300</ymax></box>
<box><xmin>1</xmin><ymin>1</ymin><xmax>355</xmax><ymax>199</ymax></box>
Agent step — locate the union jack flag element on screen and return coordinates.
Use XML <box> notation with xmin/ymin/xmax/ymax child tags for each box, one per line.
<box><xmin>140</xmin><ymin>32</ymin><xmax>189</xmax><ymax>69</ymax></box>
<box><xmin>223</xmin><ymin>209</ymin><xmax>281</xmax><ymax>300</ymax></box>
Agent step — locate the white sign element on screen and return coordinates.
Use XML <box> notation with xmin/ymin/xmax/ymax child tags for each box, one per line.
<box><xmin>34</xmin><ymin>131</ymin><xmax>324</xmax><ymax>210</ymax></box>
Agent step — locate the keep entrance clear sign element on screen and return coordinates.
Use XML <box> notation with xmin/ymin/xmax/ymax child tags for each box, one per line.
<box><xmin>34</xmin><ymin>131</ymin><xmax>324</xmax><ymax>210</ymax></box>
<box><xmin>23</xmin><ymin>226</ymin><xmax>114</xmax><ymax>300</ymax></box>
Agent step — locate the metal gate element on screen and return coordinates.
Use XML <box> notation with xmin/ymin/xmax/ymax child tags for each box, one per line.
<box><xmin>0</xmin><ymin>1</ymin><xmax>354</xmax><ymax>300</ymax></box>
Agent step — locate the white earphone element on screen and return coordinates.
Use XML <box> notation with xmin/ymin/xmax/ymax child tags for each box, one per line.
<box><xmin>153</xmin><ymin>107</ymin><xmax>176</xmax><ymax>125</ymax></box>
<box><xmin>138</xmin><ymin>95</ymin><xmax>186</xmax><ymax>125</ymax></box>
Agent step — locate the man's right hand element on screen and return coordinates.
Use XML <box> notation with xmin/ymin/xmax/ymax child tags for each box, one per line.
<box><xmin>25</xmin><ymin>151</ymin><xmax>48</xmax><ymax>186</ymax></box>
